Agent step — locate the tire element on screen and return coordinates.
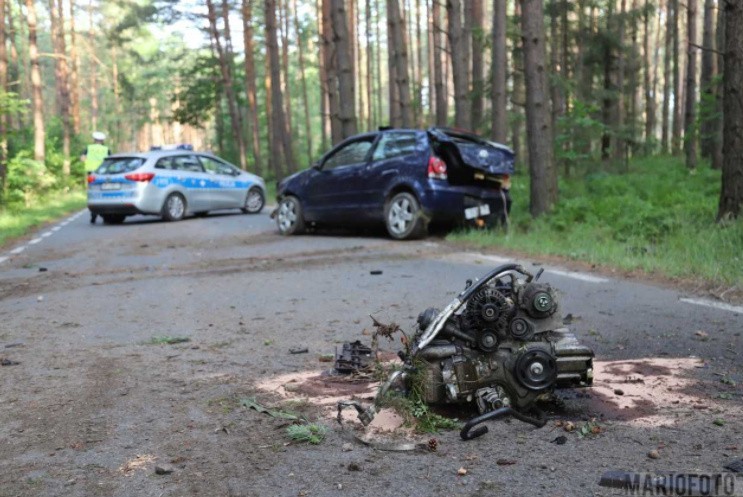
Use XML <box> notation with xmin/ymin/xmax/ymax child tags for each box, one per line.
<box><xmin>101</xmin><ymin>214</ymin><xmax>126</xmax><ymax>225</ymax></box>
<box><xmin>162</xmin><ymin>193</ymin><xmax>186</xmax><ymax>222</ymax></box>
<box><xmin>241</xmin><ymin>187</ymin><xmax>265</xmax><ymax>214</ymax></box>
<box><xmin>276</xmin><ymin>195</ymin><xmax>305</xmax><ymax>235</ymax></box>
<box><xmin>384</xmin><ymin>191</ymin><xmax>427</xmax><ymax>240</ymax></box>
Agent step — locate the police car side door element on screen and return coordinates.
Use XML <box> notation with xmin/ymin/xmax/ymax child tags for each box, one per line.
<box><xmin>198</xmin><ymin>155</ymin><xmax>243</xmax><ymax>209</ymax></box>
<box><xmin>170</xmin><ymin>154</ymin><xmax>212</xmax><ymax>212</ymax></box>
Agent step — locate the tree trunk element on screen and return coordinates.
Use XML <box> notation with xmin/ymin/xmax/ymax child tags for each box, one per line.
<box><xmin>643</xmin><ymin>0</ymin><xmax>655</xmax><ymax>150</ymax></box>
<box><xmin>331</xmin><ymin>0</ymin><xmax>358</xmax><ymax>138</ymax></box>
<box><xmin>365</xmin><ymin>0</ymin><xmax>374</xmax><ymax>128</ymax></box>
<box><xmin>699</xmin><ymin>0</ymin><xmax>716</xmax><ymax>159</ymax></box>
<box><xmin>322</xmin><ymin>0</ymin><xmax>342</xmax><ymax>143</ymax></box>
<box><xmin>386</xmin><ymin>0</ymin><xmax>412</xmax><ymax>127</ymax></box>
<box><xmin>470</xmin><ymin>0</ymin><xmax>484</xmax><ymax>130</ymax></box>
<box><xmin>68</xmin><ymin>0</ymin><xmax>80</xmax><ymax>134</ymax></box>
<box><xmin>50</xmin><ymin>0</ymin><xmax>71</xmax><ymax>175</ymax></box>
<box><xmin>318</xmin><ymin>0</ymin><xmax>329</xmax><ymax>150</ymax></box>
<box><xmin>520</xmin><ymin>0</ymin><xmax>557</xmax><ymax>217</ymax></box>
<box><xmin>491</xmin><ymin>0</ymin><xmax>508</xmax><ymax>143</ymax></box>
<box><xmin>549</xmin><ymin>1</ymin><xmax>563</xmax><ymax>138</ymax></box>
<box><xmin>718</xmin><ymin>0</ymin><xmax>743</xmax><ymax>220</ymax></box>
<box><xmin>265</xmin><ymin>0</ymin><xmax>297</xmax><ymax>174</ymax></box>
<box><xmin>88</xmin><ymin>0</ymin><xmax>98</xmax><ymax>132</ymax></box>
<box><xmin>26</xmin><ymin>0</ymin><xmax>44</xmax><ymax>162</ymax></box>
<box><xmin>684</xmin><ymin>0</ymin><xmax>698</xmax><ymax>170</ymax></box>
<box><xmin>242</xmin><ymin>0</ymin><xmax>263</xmax><ymax>174</ymax></box>
<box><xmin>206</xmin><ymin>0</ymin><xmax>247</xmax><ymax>169</ymax></box>
<box><xmin>0</xmin><ymin>0</ymin><xmax>6</xmax><ymax>195</ymax></box>
<box><xmin>661</xmin><ymin>0</ymin><xmax>671</xmax><ymax>152</ymax></box>
<box><xmin>280</xmin><ymin>0</ymin><xmax>293</xmax><ymax>137</ymax></box>
<box><xmin>672</xmin><ymin>0</ymin><xmax>683</xmax><ymax>155</ymax></box>
<box><xmin>712</xmin><ymin>0</ymin><xmax>724</xmax><ymax>169</ymax></box>
<box><xmin>614</xmin><ymin>0</ymin><xmax>627</xmax><ymax>164</ymax></box>
<box><xmin>447</xmin><ymin>0</ymin><xmax>471</xmax><ymax>129</ymax></box>
<box><xmin>292</xmin><ymin>0</ymin><xmax>313</xmax><ymax>161</ymax></box>
<box><xmin>432</xmin><ymin>0</ymin><xmax>447</xmax><ymax>126</ymax></box>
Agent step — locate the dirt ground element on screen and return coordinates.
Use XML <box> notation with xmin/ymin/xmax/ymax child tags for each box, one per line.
<box><xmin>1</xmin><ymin>212</ymin><xmax>741</xmax><ymax>497</ymax></box>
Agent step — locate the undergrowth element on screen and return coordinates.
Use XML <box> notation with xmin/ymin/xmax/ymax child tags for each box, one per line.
<box><xmin>450</xmin><ymin>156</ymin><xmax>742</xmax><ymax>288</ymax></box>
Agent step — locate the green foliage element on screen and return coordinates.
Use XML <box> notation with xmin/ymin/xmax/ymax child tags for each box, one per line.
<box><xmin>451</xmin><ymin>156</ymin><xmax>743</xmax><ymax>287</ymax></box>
<box><xmin>285</xmin><ymin>423</ymin><xmax>327</xmax><ymax>444</ymax></box>
<box><xmin>555</xmin><ymin>100</ymin><xmax>605</xmax><ymax>166</ymax></box>
<box><xmin>5</xmin><ymin>152</ymin><xmax>57</xmax><ymax>206</ymax></box>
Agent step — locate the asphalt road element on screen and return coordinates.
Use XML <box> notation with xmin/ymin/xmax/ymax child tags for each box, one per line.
<box><xmin>0</xmin><ymin>209</ymin><xmax>741</xmax><ymax>497</ymax></box>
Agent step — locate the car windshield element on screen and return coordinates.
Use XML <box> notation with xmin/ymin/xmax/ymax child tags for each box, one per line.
<box><xmin>97</xmin><ymin>157</ymin><xmax>146</xmax><ymax>175</ymax></box>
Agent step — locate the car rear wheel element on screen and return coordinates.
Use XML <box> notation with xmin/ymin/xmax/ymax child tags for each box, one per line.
<box><xmin>385</xmin><ymin>192</ymin><xmax>427</xmax><ymax>240</ymax></box>
<box><xmin>242</xmin><ymin>187</ymin><xmax>265</xmax><ymax>214</ymax></box>
<box><xmin>276</xmin><ymin>195</ymin><xmax>305</xmax><ymax>235</ymax></box>
<box><xmin>162</xmin><ymin>193</ymin><xmax>186</xmax><ymax>222</ymax></box>
<box><xmin>101</xmin><ymin>214</ymin><xmax>126</xmax><ymax>225</ymax></box>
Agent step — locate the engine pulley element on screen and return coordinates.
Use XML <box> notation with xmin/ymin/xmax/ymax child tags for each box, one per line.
<box><xmin>463</xmin><ymin>287</ymin><xmax>512</xmax><ymax>339</ymax></box>
<box><xmin>515</xmin><ymin>349</ymin><xmax>557</xmax><ymax>391</ymax></box>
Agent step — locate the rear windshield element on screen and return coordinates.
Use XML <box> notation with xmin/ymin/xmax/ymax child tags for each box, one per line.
<box><xmin>96</xmin><ymin>157</ymin><xmax>146</xmax><ymax>175</ymax></box>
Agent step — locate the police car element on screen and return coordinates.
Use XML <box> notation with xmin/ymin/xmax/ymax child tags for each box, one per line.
<box><xmin>87</xmin><ymin>150</ymin><xmax>266</xmax><ymax>224</ymax></box>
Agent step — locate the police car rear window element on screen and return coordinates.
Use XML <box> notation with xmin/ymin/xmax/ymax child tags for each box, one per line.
<box><xmin>97</xmin><ymin>157</ymin><xmax>146</xmax><ymax>175</ymax></box>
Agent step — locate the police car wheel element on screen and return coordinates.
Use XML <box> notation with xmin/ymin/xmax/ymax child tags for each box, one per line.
<box><xmin>242</xmin><ymin>187</ymin><xmax>265</xmax><ymax>214</ymax></box>
<box><xmin>162</xmin><ymin>193</ymin><xmax>186</xmax><ymax>222</ymax></box>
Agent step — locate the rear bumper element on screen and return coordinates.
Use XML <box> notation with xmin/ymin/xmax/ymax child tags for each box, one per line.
<box><xmin>420</xmin><ymin>183</ymin><xmax>511</xmax><ymax>225</ymax></box>
<box><xmin>87</xmin><ymin>203</ymin><xmax>142</xmax><ymax>215</ymax></box>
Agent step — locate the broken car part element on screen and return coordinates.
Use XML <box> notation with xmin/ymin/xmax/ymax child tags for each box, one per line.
<box><xmin>339</xmin><ymin>264</ymin><xmax>594</xmax><ymax>441</ymax></box>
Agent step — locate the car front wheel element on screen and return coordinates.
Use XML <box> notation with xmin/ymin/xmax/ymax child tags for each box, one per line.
<box><xmin>162</xmin><ymin>193</ymin><xmax>186</xmax><ymax>222</ymax></box>
<box><xmin>242</xmin><ymin>187</ymin><xmax>265</xmax><ymax>214</ymax></box>
<box><xmin>384</xmin><ymin>192</ymin><xmax>427</xmax><ymax>240</ymax></box>
<box><xmin>276</xmin><ymin>195</ymin><xmax>305</xmax><ymax>235</ymax></box>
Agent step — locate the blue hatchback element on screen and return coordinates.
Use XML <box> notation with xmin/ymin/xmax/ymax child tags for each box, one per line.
<box><xmin>274</xmin><ymin>127</ymin><xmax>514</xmax><ymax>240</ymax></box>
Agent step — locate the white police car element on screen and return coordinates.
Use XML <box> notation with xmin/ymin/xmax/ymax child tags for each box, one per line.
<box><xmin>87</xmin><ymin>150</ymin><xmax>266</xmax><ymax>224</ymax></box>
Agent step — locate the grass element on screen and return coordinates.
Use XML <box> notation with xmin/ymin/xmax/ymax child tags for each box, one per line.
<box><xmin>0</xmin><ymin>190</ymin><xmax>87</xmax><ymax>246</ymax></box>
<box><xmin>450</xmin><ymin>156</ymin><xmax>743</xmax><ymax>288</ymax></box>
<box><xmin>285</xmin><ymin>423</ymin><xmax>327</xmax><ymax>444</ymax></box>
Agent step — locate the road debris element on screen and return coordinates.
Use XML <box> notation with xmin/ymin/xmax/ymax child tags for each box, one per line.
<box><xmin>336</xmin><ymin>264</ymin><xmax>595</xmax><ymax>441</ymax></box>
<box><xmin>0</xmin><ymin>358</ymin><xmax>20</xmax><ymax>366</ymax></box>
<box><xmin>369</xmin><ymin>270</ymin><xmax>383</xmax><ymax>275</ymax></box>
<box><xmin>240</xmin><ymin>397</ymin><xmax>300</xmax><ymax>420</ymax></box>
<box><xmin>334</xmin><ymin>341</ymin><xmax>372</xmax><ymax>374</ymax></box>
<box><xmin>648</xmin><ymin>450</ymin><xmax>660</xmax><ymax>459</ymax></box>
<box><xmin>289</xmin><ymin>347</ymin><xmax>308</xmax><ymax>355</ymax></box>
<box><xmin>724</xmin><ymin>459</ymin><xmax>743</xmax><ymax>473</ymax></box>
<box><xmin>155</xmin><ymin>464</ymin><xmax>174</xmax><ymax>475</ymax></box>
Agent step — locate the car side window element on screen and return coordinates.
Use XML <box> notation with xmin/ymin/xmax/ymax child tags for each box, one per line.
<box><xmin>172</xmin><ymin>155</ymin><xmax>204</xmax><ymax>173</ymax></box>
<box><xmin>372</xmin><ymin>132</ymin><xmax>418</xmax><ymax>161</ymax></box>
<box><xmin>323</xmin><ymin>139</ymin><xmax>374</xmax><ymax>170</ymax></box>
<box><xmin>200</xmin><ymin>156</ymin><xmax>237</xmax><ymax>176</ymax></box>
<box><xmin>155</xmin><ymin>157</ymin><xmax>173</xmax><ymax>170</ymax></box>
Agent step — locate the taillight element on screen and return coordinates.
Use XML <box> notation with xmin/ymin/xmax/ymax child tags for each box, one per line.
<box><xmin>125</xmin><ymin>172</ymin><xmax>155</xmax><ymax>182</ymax></box>
<box><xmin>427</xmin><ymin>156</ymin><xmax>448</xmax><ymax>180</ymax></box>
<box><xmin>87</xmin><ymin>175</ymin><xmax>96</xmax><ymax>184</ymax></box>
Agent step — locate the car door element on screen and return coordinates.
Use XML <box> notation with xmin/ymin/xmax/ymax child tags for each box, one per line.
<box><xmin>157</xmin><ymin>154</ymin><xmax>212</xmax><ymax>212</ymax></box>
<box><xmin>303</xmin><ymin>136</ymin><xmax>376</xmax><ymax>222</ymax></box>
<box><xmin>363</xmin><ymin>131</ymin><xmax>422</xmax><ymax>210</ymax></box>
<box><xmin>198</xmin><ymin>155</ymin><xmax>243</xmax><ymax>209</ymax></box>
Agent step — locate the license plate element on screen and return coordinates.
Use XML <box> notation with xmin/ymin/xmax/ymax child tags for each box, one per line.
<box><xmin>465</xmin><ymin>204</ymin><xmax>491</xmax><ymax>220</ymax></box>
<box><xmin>101</xmin><ymin>182</ymin><xmax>121</xmax><ymax>191</ymax></box>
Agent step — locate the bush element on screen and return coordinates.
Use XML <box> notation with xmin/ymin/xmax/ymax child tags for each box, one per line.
<box><xmin>5</xmin><ymin>152</ymin><xmax>57</xmax><ymax>206</ymax></box>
